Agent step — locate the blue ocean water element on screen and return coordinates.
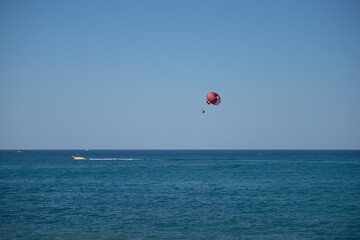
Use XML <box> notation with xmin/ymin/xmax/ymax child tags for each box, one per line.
<box><xmin>1</xmin><ymin>150</ymin><xmax>359</xmax><ymax>239</ymax></box>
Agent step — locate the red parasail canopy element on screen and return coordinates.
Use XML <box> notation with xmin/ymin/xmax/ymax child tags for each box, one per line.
<box><xmin>206</xmin><ymin>92</ymin><xmax>221</xmax><ymax>105</ymax></box>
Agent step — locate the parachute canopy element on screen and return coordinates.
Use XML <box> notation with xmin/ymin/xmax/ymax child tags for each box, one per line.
<box><xmin>206</xmin><ymin>92</ymin><xmax>221</xmax><ymax>105</ymax></box>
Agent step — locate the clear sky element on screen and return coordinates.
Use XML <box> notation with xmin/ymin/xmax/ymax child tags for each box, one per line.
<box><xmin>1</xmin><ymin>0</ymin><xmax>359</xmax><ymax>149</ymax></box>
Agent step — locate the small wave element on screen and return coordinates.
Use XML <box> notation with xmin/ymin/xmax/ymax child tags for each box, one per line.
<box><xmin>87</xmin><ymin>158</ymin><xmax>142</xmax><ymax>161</ymax></box>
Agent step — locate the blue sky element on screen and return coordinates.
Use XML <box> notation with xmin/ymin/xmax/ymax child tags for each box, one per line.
<box><xmin>1</xmin><ymin>0</ymin><xmax>359</xmax><ymax>149</ymax></box>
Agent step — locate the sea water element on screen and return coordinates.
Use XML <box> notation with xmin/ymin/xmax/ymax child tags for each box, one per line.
<box><xmin>1</xmin><ymin>150</ymin><xmax>359</xmax><ymax>239</ymax></box>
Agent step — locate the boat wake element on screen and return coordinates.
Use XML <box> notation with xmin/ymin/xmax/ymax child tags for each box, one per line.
<box><xmin>87</xmin><ymin>158</ymin><xmax>142</xmax><ymax>161</ymax></box>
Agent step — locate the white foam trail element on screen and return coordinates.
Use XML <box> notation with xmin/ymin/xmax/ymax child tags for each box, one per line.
<box><xmin>87</xmin><ymin>158</ymin><xmax>142</xmax><ymax>161</ymax></box>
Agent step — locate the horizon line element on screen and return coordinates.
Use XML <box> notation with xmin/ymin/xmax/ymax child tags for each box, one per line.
<box><xmin>1</xmin><ymin>148</ymin><xmax>360</xmax><ymax>151</ymax></box>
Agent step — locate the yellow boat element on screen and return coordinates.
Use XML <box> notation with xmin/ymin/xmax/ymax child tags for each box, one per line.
<box><xmin>72</xmin><ymin>156</ymin><xmax>85</xmax><ymax>160</ymax></box>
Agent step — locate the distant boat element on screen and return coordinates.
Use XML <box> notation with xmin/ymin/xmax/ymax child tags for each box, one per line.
<box><xmin>72</xmin><ymin>156</ymin><xmax>85</xmax><ymax>160</ymax></box>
